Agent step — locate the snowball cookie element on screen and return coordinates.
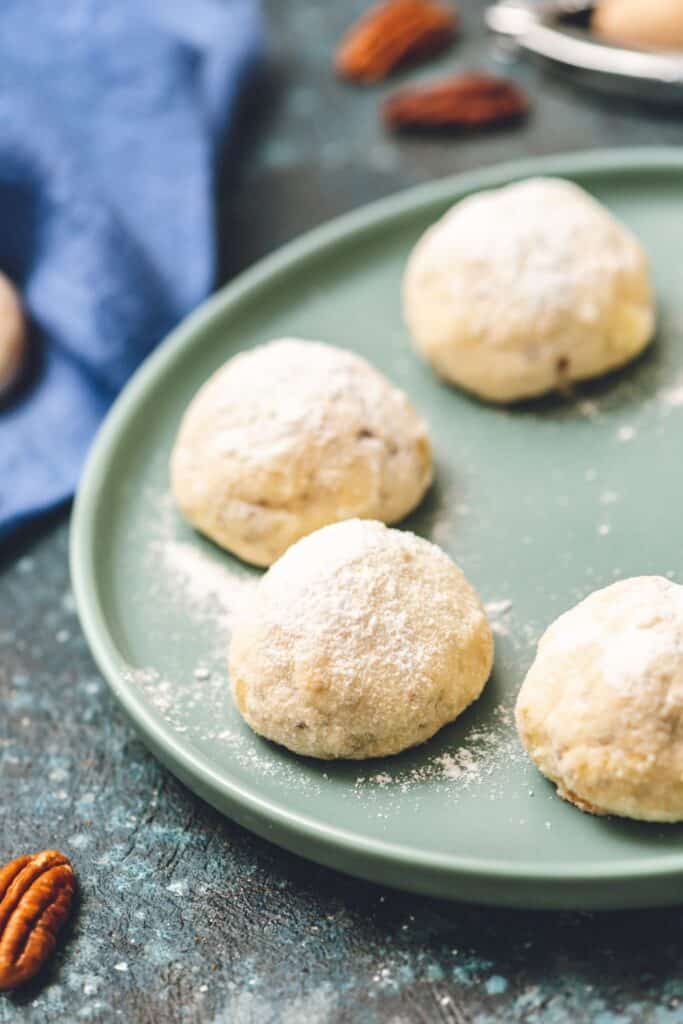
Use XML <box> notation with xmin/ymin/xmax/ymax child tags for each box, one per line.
<box><xmin>593</xmin><ymin>0</ymin><xmax>683</xmax><ymax>52</ymax></box>
<box><xmin>403</xmin><ymin>178</ymin><xmax>655</xmax><ymax>403</ymax></box>
<box><xmin>0</xmin><ymin>272</ymin><xmax>26</xmax><ymax>399</ymax></box>
<box><xmin>229</xmin><ymin>519</ymin><xmax>493</xmax><ymax>759</ymax></box>
<box><xmin>170</xmin><ymin>339</ymin><xmax>433</xmax><ymax>567</ymax></box>
<box><xmin>516</xmin><ymin>577</ymin><xmax>683</xmax><ymax>822</ymax></box>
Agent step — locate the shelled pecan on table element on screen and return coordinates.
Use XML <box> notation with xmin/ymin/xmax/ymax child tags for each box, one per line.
<box><xmin>336</xmin><ymin>0</ymin><xmax>458</xmax><ymax>83</ymax></box>
<box><xmin>383</xmin><ymin>72</ymin><xmax>529</xmax><ymax>132</ymax></box>
<box><xmin>0</xmin><ymin>850</ymin><xmax>76</xmax><ymax>991</ymax></box>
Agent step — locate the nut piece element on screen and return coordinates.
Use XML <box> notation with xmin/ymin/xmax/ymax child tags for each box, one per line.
<box><xmin>0</xmin><ymin>851</ymin><xmax>76</xmax><ymax>990</ymax></box>
<box><xmin>0</xmin><ymin>272</ymin><xmax>26</xmax><ymax>399</ymax></box>
<box><xmin>335</xmin><ymin>0</ymin><xmax>457</xmax><ymax>84</ymax></box>
<box><xmin>383</xmin><ymin>72</ymin><xmax>528</xmax><ymax>132</ymax></box>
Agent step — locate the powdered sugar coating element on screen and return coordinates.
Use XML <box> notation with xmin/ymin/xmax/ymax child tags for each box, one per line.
<box><xmin>404</xmin><ymin>178</ymin><xmax>655</xmax><ymax>402</ymax></box>
<box><xmin>170</xmin><ymin>338</ymin><xmax>432</xmax><ymax>566</ymax></box>
<box><xmin>229</xmin><ymin>519</ymin><xmax>493</xmax><ymax>759</ymax></box>
<box><xmin>516</xmin><ymin>576</ymin><xmax>683</xmax><ymax>821</ymax></box>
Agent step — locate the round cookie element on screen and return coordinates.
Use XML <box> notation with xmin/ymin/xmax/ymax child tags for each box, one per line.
<box><xmin>171</xmin><ymin>339</ymin><xmax>432</xmax><ymax>567</ymax></box>
<box><xmin>516</xmin><ymin>577</ymin><xmax>683</xmax><ymax>822</ymax></box>
<box><xmin>403</xmin><ymin>177</ymin><xmax>655</xmax><ymax>403</ymax></box>
<box><xmin>0</xmin><ymin>273</ymin><xmax>26</xmax><ymax>399</ymax></box>
<box><xmin>229</xmin><ymin>519</ymin><xmax>493</xmax><ymax>759</ymax></box>
<box><xmin>593</xmin><ymin>0</ymin><xmax>683</xmax><ymax>51</ymax></box>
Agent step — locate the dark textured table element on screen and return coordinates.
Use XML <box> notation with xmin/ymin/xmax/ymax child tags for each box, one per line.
<box><xmin>4</xmin><ymin>3</ymin><xmax>683</xmax><ymax>1022</ymax></box>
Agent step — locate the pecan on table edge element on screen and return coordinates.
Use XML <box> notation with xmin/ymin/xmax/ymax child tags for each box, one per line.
<box><xmin>0</xmin><ymin>850</ymin><xmax>76</xmax><ymax>991</ymax></box>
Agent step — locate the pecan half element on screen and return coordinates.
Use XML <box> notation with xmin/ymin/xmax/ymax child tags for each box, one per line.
<box><xmin>335</xmin><ymin>0</ymin><xmax>457</xmax><ymax>84</ymax></box>
<box><xmin>383</xmin><ymin>72</ymin><xmax>529</xmax><ymax>132</ymax></box>
<box><xmin>0</xmin><ymin>850</ymin><xmax>76</xmax><ymax>990</ymax></box>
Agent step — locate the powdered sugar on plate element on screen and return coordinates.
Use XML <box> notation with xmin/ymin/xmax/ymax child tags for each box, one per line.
<box><xmin>352</xmin><ymin>706</ymin><xmax>524</xmax><ymax>804</ymax></box>
<box><xmin>658</xmin><ymin>373</ymin><xmax>683</xmax><ymax>410</ymax></box>
<box><xmin>485</xmin><ymin>598</ymin><xmax>513</xmax><ymax>636</ymax></box>
<box><xmin>147</xmin><ymin>491</ymin><xmax>257</xmax><ymax>635</ymax></box>
<box><xmin>122</xmin><ymin>662</ymin><xmax>327</xmax><ymax>794</ymax></box>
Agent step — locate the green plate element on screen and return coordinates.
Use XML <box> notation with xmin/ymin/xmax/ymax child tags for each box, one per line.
<box><xmin>71</xmin><ymin>149</ymin><xmax>683</xmax><ymax>910</ymax></box>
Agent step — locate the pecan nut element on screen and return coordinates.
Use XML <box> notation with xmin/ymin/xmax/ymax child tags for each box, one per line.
<box><xmin>335</xmin><ymin>0</ymin><xmax>457</xmax><ymax>84</ymax></box>
<box><xmin>0</xmin><ymin>850</ymin><xmax>76</xmax><ymax>990</ymax></box>
<box><xmin>383</xmin><ymin>72</ymin><xmax>529</xmax><ymax>131</ymax></box>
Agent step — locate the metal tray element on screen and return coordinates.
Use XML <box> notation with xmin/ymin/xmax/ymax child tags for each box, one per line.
<box><xmin>487</xmin><ymin>1</ymin><xmax>683</xmax><ymax>103</ymax></box>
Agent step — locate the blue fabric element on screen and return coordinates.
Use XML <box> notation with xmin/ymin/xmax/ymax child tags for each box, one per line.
<box><xmin>0</xmin><ymin>0</ymin><xmax>262</xmax><ymax>541</ymax></box>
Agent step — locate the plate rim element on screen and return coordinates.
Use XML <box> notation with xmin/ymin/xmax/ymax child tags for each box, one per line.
<box><xmin>71</xmin><ymin>147</ymin><xmax>683</xmax><ymax>907</ymax></box>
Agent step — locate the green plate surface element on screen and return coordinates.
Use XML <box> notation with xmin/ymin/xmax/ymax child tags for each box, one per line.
<box><xmin>72</xmin><ymin>149</ymin><xmax>683</xmax><ymax>910</ymax></box>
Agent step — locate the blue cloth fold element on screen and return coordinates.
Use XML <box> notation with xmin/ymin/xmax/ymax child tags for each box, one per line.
<box><xmin>0</xmin><ymin>0</ymin><xmax>262</xmax><ymax>541</ymax></box>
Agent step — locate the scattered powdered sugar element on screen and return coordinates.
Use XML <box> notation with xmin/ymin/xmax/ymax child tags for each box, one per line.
<box><xmin>367</xmin><ymin>772</ymin><xmax>392</xmax><ymax>787</ymax></box>
<box><xmin>352</xmin><ymin>707</ymin><xmax>522</xmax><ymax>800</ymax></box>
<box><xmin>428</xmin><ymin>475</ymin><xmax>467</xmax><ymax>546</ymax></box>
<box><xmin>658</xmin><ymin>377</ymin><xmax>683</xmax><ymax>409</ymax></box>
<box><xmin>125</xmin><ymin>651</ymin><xmax>522</xmax><ymax>801</ymax></box>
<box><xmin>146</xmin><ymin>493</ymin><xmax>257</xmax><ymax>634</ymax></box>
<box><xmin>119</xmin><ymin>489</ymin><xmax>305</xmax><ymax>780</ymax></box>
<box><xmin>522</xmin><ymin>622</ymin><xmax>540</xmax><ymax>649</ymax></box>
<box><xmin>123</xmin><ymin>662</ymin><xmax>326</xmax><ymax>793</ymax></box>
<box><xmin>436</xmin><ymin>748</ymin><xmax>478</xmax><ymax>780</ymax></box>
<box><xmin>578</xmin><ymin>399</ymin><xmax>600</xmax><ymax>419</ymax></box>
<box><xmin>151</xmin><ymin>535</ymin><xmax>255</xmax><ymax>632</ymax></box>
<box><xmin>433</xmin><ymin>711</ymin><xmax>521</xmax><ymax>788</ymax></box>
<box><xmin>125</xmin><ymin>662</ymin><xmax>186</xmax><ymax>720</ymax></box>
<box><xmin>485</xmin><ymin>598</ymin><xmax>512</xmax><ymax>636</ymax></box>
<box><xmin>611</xmin><ymin>369</ymin><xmax>683</xmax><ymax>423</ymax></box>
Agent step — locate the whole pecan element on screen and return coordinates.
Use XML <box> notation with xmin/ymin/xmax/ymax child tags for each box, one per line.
<box><xmin>335</xmin><ymin>0</ymin><xmax>458</xmax><ymax>84</ymax></box>
<box><xmin>383</xmin><ymin>72</ymin><xmax>529</xmax><ymax>132</ymax></box>
<box><xmin>0</xmin><ymin>850</ymin><xmax>76</xmax><ymax>990</ymax></box>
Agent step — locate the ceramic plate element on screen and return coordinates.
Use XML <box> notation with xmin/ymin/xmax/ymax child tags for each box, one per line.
<box><xmin>72</xmin><ymin>149</ymin><xmax>683</xmax><ymax>910</ymax></box>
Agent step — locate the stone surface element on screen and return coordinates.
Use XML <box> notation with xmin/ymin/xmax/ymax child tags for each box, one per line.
<box><xmin>4</xmin><ymin>2</ymin><xmax>683</xmax><ymax>1021</ymax></box>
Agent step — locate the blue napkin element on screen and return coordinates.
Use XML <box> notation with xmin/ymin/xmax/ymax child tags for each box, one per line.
<box><xmin>0</xmin><ymin>0</ymin><xmax>262</xmax><ymax>541</ymax></box>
